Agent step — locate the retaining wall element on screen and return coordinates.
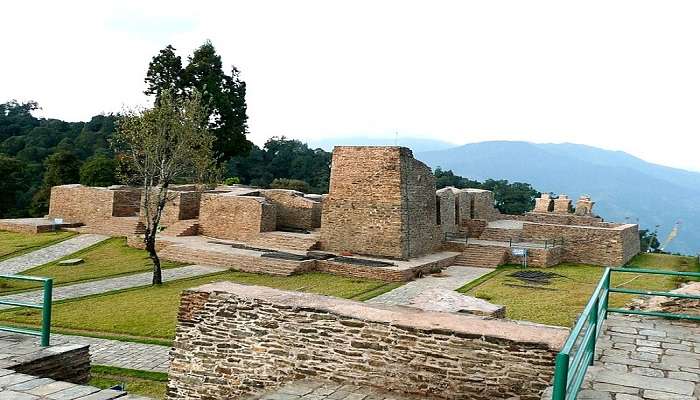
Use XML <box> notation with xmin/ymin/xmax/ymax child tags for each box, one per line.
<box><xmin>167</xmin><ymin>283</ymin><xmax>568</xmax><ymax>400</ymax></box>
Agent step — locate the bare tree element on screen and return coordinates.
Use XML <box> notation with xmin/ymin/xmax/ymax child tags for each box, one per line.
<box><xmin>113</xmin><ymin>91</ymin><xmax>216</xmax><ymax>284</ymax></box>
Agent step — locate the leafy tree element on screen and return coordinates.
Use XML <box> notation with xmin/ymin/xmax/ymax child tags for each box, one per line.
<box><xmin>144</xmin><ymin>45</ymin><xmax>183</xmax><ymax>99</ymax></box>
<box><xmin>639</xmin><ymin>229</ymin><xmax>661</xmax><ymax>253</ymax></box>
<box><xmin>79</xmin><ymin>155</ymin><xmax>117</xmax><ymax>187</ymax></box>
<box><xmin>270</xmin><ymin>178</ymin><xmax>311</xmax><ymax>193</ymax></box>
<box><xmin>0</xmin><ymin>155</ymin><xmax>27</xmax><ymax>217</ymax></box>
<box><xmin>30</xmin><ymin>151</ymin><xmax>81</xmax><ymax>216</ymax></box>
<box><xmin>145</xmin><ymin>41</ymin><xmax>250</xmax><ymax>159</ymax></box>
<box><xmin>113</xmin><ymin>91</ymin><xmax>216</xmax><ymax>285</ymax></box>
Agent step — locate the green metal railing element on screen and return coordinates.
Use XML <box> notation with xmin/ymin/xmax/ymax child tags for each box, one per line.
<box><xmin>0</xmin><ymin>275</ymin><xmax>53</xmax><ymax>346</ymax></box>
<box><xmin>552</xmin><ymin>266</ymin><xmax>700</xmax><ymax>400</ymax></box>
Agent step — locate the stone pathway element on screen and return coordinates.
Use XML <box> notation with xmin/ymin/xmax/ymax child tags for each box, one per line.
<box><xmin>0</xmin><ymin>234</ymin><xmax>108</xmax><ymax>275</ymax></box>
<box><xmin>367</xmin><ymin>265</ymin><xmax>493</xmax><ymax>306</ymax></box>
<box><xmin>52</xmin><ymin>335</ymin><xmax>170</xmax><ymax>373</ymax></box>
<box><xmin>0</xmin><ymin>264</ymin><xmax>227</xmax><ymax>310</ymax></box>
<box><xmin>249</xmin><ymin>379</ymin><xmax>430</xmax><ymax>400</ymax></box>
<box><xmin>575</xmin><ymin>315</ymin><xmax>700</xmax><ymax>399</ymax></box>
<box><xmin>0</xmin><ymin>369</ymin><xmax>151</xmax><ymax>399</ymax></box>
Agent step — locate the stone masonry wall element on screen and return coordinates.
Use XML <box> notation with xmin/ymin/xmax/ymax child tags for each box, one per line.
<box><xmin>521</xmin><ymin>222</ymin><xmax>640</xmax><ymax>266</ymax></box>
<box><xmin>167</xmin><ymin>283</ymin><xmax>568</xmax><ymax>400</ymax></box>
<box><xmin>509</xmin><ymin>212</ymin><xmax>605</xmax><ymax>227</ymax></box>
<box><xmin>320</xmin><ymin>147</ymin><xmax>439</xmax><ymax>259</ymax></box>
<box><xmin>402</xmin><ymin>154</ymin><xmax>441</xmax><ymax>256</ymax></box>
<box><xmin>260</xmin><ymin>189</ymin><xmax>322</xmax><ymax>230</ymax></box>
<box><xmin>49</xmin><ymin>184</ymin><xmax>144</xmax><ymax>226</ymax></box>
<box><xmin>463</xmin><ymin>189</ymin><xmax>500</xmax><ymax>221</ymax></box>
<box><xmin>198</xmin><ymin>193</ymin><xmax>277</xmax><ymax>241</ymax></box>
<box><xmin>436</xmin><ymin>188</ymin><xmax>457</xmax><ymax>234</ymax></box>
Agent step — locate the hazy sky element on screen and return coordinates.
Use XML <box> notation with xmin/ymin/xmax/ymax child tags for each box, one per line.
<box><xmin>3</xmin><ymin>1</ymin><xmax>700</xmax><ymax>171</ymax></box>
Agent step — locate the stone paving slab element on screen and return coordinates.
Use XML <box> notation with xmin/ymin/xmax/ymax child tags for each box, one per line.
<box><xmin>249</xmin><ymin>379</ymin><xmax>433</xmax><ymax>400</ymax></box>
<box><xmin>53</xmin><ymin>334</ymin><xmax>170</xmax><ymax>373</ymax></box>
<box><xmin>0</xmin><ymin>264</ymin><xmax>227</xmax><ymax>310</ymax></box>
<box><xmin>0</xmin><ymin>234</ymin><xmax>108</xmax><ymax>275</ymax></box>
<box><xmin>572</xmin><ymin>315</ymin><xmax>700</xmax><ymax>399</ymax></box>
<box><xmin>0</xmin><ymin>369</ymin><xmax>139</xmax><ymax>399</ymax></box>
<box><xmin>367</xmin><ymin>265</ymin><xmax>494</xmax><ymax>306</ymax></box>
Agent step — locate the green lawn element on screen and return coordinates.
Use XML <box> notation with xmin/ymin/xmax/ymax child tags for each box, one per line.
<box><xmin>0</xmin><ymin>230</ymin><xmax>75</xmax><ymax>261</ymax></box>
<box><xmin>89</xmin><ymin>366</ymin><xmax>167</xmax><ymax>399</ymax></box>
<box><xmin>0</xmin><ymin>271</ymin><xmax>401</xmax><ymax>343</ymax></box>
<box><xmin>0</xmin><ymin>238</ymin><xmax>183</xmax><ymax>293</ymax></box>
<box><xmin>458</xmin><ymin>255</ymin><xmax>698</xmax><ymax>327</ymax></box>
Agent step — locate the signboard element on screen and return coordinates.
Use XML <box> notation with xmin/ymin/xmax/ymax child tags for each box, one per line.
<box><xmin>511</xmin><ymin>248</ymin><xmax>527</xmax><ymax>257</ymax></box>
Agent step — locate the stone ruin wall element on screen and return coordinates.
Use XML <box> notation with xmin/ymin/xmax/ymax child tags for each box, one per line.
<box><xmin>509</xmin><ymin>212</ymin><xmax>605</xmax><ymax>227</ymax></box>
<box><xmin>463</xmin><ymin>189</ymin><xmax>501</xmax><ymax>221</ymax></box>
<box><xmin>521</xmin><ymin>222</ymin><xmax>640</xmax><ymax>266</ymax></box>
<box><xmin>48</xmin><ymin>184</ymin><xmax>139</xmax><ymax>224</ymax></box>
<box><xmin>402</xmin><ymin>154</ymin><xmax>441</xmax><ymax>257</ymax></box>
<box><xmin>198</xmin><ymin>193</ymin><xmax>277</xmax><ymax>241</ymax></box>
<box><xmin>260</xmin><ymin>189</ymin><xmax>322</xmax><ymax>230</ymax></box>
<box><xmin>320</xmin><ymin>147</ymin><xmax>438</xmax><ymax>259</ymax></box>
<box><xmin>436</xmin><ymin>188</ymin><xmax>457</xmax><ymax>234</ymax></box>
<box><xmin>167</xmin><ymin>282</ymin><xmax>568</xmax><ymax>400</ymax></box>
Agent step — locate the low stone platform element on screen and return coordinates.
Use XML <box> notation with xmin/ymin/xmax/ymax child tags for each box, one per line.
<box><xmin>0</xmin><ymin>333</ymin><xmax>151</xmax><ymax>399</ymax></box>
<box><xmin>0</xmin><ymin>218</ymin><xmax>80</xmax><ymax>234</ymax></box>
<box><xmin>133</xmin><ymin>235</ymin><xmax>460</xmax><ymax>281</ymax></box>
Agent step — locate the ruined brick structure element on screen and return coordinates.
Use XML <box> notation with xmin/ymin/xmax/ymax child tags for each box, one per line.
<box><xmin>198</xmin><ymin>193</ymin><xmax>277</xmax><ymax>241</ymax></box>
<box><xmin>167</xmin><ymin>282</ymin><xmax>567</xmax><ymax>400</ymax></box>
<box><xmin>48</xmin><ymin>184</ymin><xmax>141</xmax><ymax>224</ymax></box>
<box><xmin>259</xmin><ymin>189</ymin><xmax>322</xmax><ymax>230</ymax></box>
<box><xmin>436</xmin><ymin>187</ymin><xmax>457</xmax><ymax>234</ymax></box>
<box><xmin>320</xmin><ymin>147</ymin><xmax>440</xmax><ymax>259</ymax></box>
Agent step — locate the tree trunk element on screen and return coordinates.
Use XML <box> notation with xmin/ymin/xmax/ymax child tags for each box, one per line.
<box><xmin>145</xmin><ymin>229</ymin><xmax>163</xmax><ymax>285</ymax></box>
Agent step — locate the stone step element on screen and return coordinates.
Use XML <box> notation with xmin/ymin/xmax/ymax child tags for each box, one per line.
<box><xmin>247</xmin><ymin>232</ymin><xmax>320</xmax><ymax>251</ymax></box>
<box><xmin>453</xmin><ymin>245</ymin><xmax>509</xmax><ymax>268</ymax></box>
<box><xmin>161</xmin><ymin>219</ymin><xmax>199</xmax><ymax>237</ymax></box>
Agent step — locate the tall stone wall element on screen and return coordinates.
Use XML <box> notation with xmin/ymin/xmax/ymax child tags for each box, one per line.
<box><xmin>167</xmin><ymin>282</ymin><xmax>568</xmax><ymax>400</ymax></box>
<box><xmin>260</xmin><ymin>189</ymin><xmax>322</xmax><ymax>230</ymax></box>
<box><xmin>320</xmin><ymin>147</ymin><xmax>439</xmax><ymax>259</ymax></box>
<box><xmin>48</xmin><ymin>184</ymin><xmax>140</xmax><ymax>224</ymax></box>
<box><xmin>198</xmin><ymin>193</ymin><xmax>276</xmax><ymax>241</ymax></box>
<box><xmin>521</xmin><ymin>222</ymin><xmax>640</xmax><ymax>266</ymax></box>
<box><xmin>436</xmin><ymin>188</ymin><xmax>457</xmax><ymax>234</ymax></box>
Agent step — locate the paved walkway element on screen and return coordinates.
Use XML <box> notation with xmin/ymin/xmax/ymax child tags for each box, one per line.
<box><xmin>53</xmin><ymin>334</ymin><xmax>170</xmax><ymax>373</ymax></box>
<box><xmin>249</xmin><ymin>379</ymin><xmax>429</xmax><ymax>400</ymax></box>
<box><xmin>0</xmin><ymin>264</ymin><xmax>227</xmax><ymax>310</ymax></box>
<box><xmin>577</xmin><ymin>315</ymin><xmax>699</xmax><ymax>399</ymax></box>
<box><xmin>367</xmin><ymin>265</ymin><xmax>493</xmax><ymax>306</ymax></box>
<box><xmin>0</xmin><ymin>234</ymin><xmax>108</xmax><ymax>275</ymax></box>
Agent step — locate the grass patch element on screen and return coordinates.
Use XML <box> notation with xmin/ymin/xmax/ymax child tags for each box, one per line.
<box><xmin>0</xmin><ymin>238</ymin><xmax>183</xmax><ymax>293</ymax></box>
<box><xmin>626</xmin><ymin>252</ymin><xmax>700</xmax><ymax>282</ymax></box>
<box><xmin>459</xmin><ymin>257</ymin><xmax>693</xmax><ymax>327</ymax></box>
<box><xmin>0</xmin><ymin>230</ymin><xmax>75</xmax><ymax>261</ymax></box>
<box><xmin>90</xmin><ymin>365</ymin><xmax>167</xmax><ymax>399</ymax></box>
<box><xmin>0</xmin><ymin>271</ymin><xmax>401</xmax><ymax>340</ymax></box>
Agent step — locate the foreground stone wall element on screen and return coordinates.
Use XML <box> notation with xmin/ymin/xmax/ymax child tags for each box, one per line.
<box><xmin>260</xmin><ymin>189</ymin><xmax>322</xmax><ymax>230</ymax></box>
<box><xmin>167</xmin><ymin>283</ymin><xmax>568</xmax><ymax>400</ymax></box>
<box><xmin>320</xmin><ymin>147</ymin><xmax>439</xmax><ymax>259</ymax></box>
<box><xmin>198</xmin><ymin>193</ymin><xmax>276</xmax><ymax>240</ymax></box>
<box><xmin>521</xmin><ymin>222</ymin><xmax>640</xmax><ymax>266</ymax></box>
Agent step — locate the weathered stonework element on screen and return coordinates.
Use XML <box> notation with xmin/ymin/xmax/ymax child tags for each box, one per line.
<box><xmin>533</xmin><ymin>193</ymin><xmax>553</xmax><ymax>213</ymax></box>
<box><xmin>462</xmin><ymin>189</ymin><xmax>500</xmax><ymax>221</ymax></box>
<box><xmin>167</xmin><ymin>283</ymin><xmax>568</xmax><ymax>400</ymax></box>
<box><xmin>320</xmin><ymin>147</ymin><xmax>439</xmax><ymax>259</ymax></box>
<box><xmin>48</xmin><ymin>184</ymin><xmax>141</xmax><ymax>224</ymax></box>
<box><xmin>260</xmin><ymin>189</ymin><xmax>322</xmax><ymax>230</ymax></box>
<box><xmin>436</xmin><ymin>187</ymin><xmax>457</xmax><ymax>234</ymax></box>
<box><xmin>552</xmin><ymin>195</ymin><xmax>572</xmax><ymax>214</ymax></box>
<box><xmin>574</xmin><ymin>195</ymin><xmax>595</xmax><ymax>216</ymax></box>
<box><xmin>198</xmin><ymin>193</ymin><xmax>277</xmax><ymax>241</ymax></box>
<box><xmin>521</xmin><ymin>222</ymin><xmax>640</xmax><ymax>266</ymax></box>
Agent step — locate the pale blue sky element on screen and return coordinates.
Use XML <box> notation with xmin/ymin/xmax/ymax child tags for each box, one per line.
<box><xmin>2</xmin><ymin>0</ymin><xmax>699</xmax><ymax>171</ymax></box>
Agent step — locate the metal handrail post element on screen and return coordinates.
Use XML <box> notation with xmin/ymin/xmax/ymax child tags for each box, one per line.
<box><xmin>41</xmin><ymin>279</ymin><xmax>53</xmax><ymax>346</ymax></box>
<box><xmin>552</xmin><ymin>353</ymin><xmax>569</xmax><ymax>400</ymax></box>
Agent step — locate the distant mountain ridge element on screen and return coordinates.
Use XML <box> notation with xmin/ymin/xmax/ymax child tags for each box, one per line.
<box><xmin>416</xmin><ymin>141</ymin><xmax>700</xmax><ymax>255</ymax></box>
